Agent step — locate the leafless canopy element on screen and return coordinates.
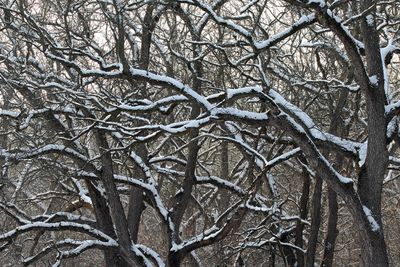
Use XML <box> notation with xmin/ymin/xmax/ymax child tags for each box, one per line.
<box><xmin>0</xmin><ymin>0</ymin><xmax>399</xmax><ymax>266</ymax></box>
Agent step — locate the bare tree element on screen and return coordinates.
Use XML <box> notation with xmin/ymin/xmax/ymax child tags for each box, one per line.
<box><xmin>0</xmin><ymin>0</ymin><xmax>399</xmax><ymax>266</ymax></box>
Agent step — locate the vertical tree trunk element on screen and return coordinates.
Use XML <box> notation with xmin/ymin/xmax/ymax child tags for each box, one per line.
<box><xmin>126</xmin><ymin>4</ymin><xmax>156</xmax><ymax>244</ymax></box>
<box><xmin>168</xmin><ymin>9</ymin><xmax>204</xmax><ymax>265</ymax></box>
<box><xmin>351</xmin><ymin>201</ymin><xmax>389</xmax><ymax>267</ymax></box>
<box><xmin>321</xmin><ymin>188</ymin><xmax>338</xmax><ymax>267</ymax></box>
<box><xmin>216</xmin><ymin>139</ymin><xmax>229</xmax><ymax>265</ymax></box>
<box><xmin>357</xmin><ymin>1</ymin><xmax>389</xmax><ymax>265</ymax></box>
<box><xmin>359</xmin><ymin>228</ymin><xmax>389</xmax><ymax>267</ymax></box>
<box><xmin>95</xmin><ymin>132</ymin><xmax>142</xmax><ymax>267</ymax></box>
<box><xmin>320</xmin><ymin>188</ymin><xmax>338</xmax><ymax>267</ymax></box>
<box><xmin>295</xmin><ymin>159</ymin><xmax>311</xmax><ymax>267</ymax></box>
<box><xmin>321</xmin><ymin>89</ymin><xmax>348</xmax><ymax>267</ymax></box>
<box><xmin>127</xmin><ymin>186</ymin><xmax>145</xmax><ymax>243</ymax></box>
<box><xmin>86</xmin><ymin>181</ymin><xmax>129</xmax><ymax>267</ymax></box>
<box><xmin>306</xmin><ymin>177</ymin><xmax>323</xmax><ymax>267</ymax></box>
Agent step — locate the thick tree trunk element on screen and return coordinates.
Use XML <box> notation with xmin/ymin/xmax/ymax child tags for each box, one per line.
<box><xmin>126</xmin><ymin>4</ymin><xmax>155</xmax><ymax>244</ymax></box>
<box><xmin>320</xmin><ymin>188</ymin><xmax>338</xmax><ymax>267</ymax></box>
<box><xmin>86</xmin><ymin>181</ymin><xmax>129</xmax><ymax>267</ymax></box>
<box><xmin>306</xmin><ymin>177</ymin><xmax>323</xmax><ymax>267</ymax></box>
<box><xmin>168</xmin><ymin>14</ymin><xmax>204</xmax><ymax>264</ymax></box>
<box><xmin>167</xmin><ymin>252</ymin><xmax>182</xmax><ymax>267</ymax></box>
<box><xmin>127</xmin><ymin>187</ymin><xmax>145</xmax><ymax>243</ymax></box>
<box><xmin>95</xmin><ymin>132</ymin><xmax>143</xmax><ymax>267</ymax></box>
<box><xmin>357</xmin><ymin>1</ymin><xmax>389</xmax><ymax>266</ymax></box>
<box><xmin>295</xmin><ymin>160</ymin><xmax>311</xmax><ymax>267</ymax></box>
<box><xmin>347</xmin><ymin>198</ymin><xmax>389</xmax><ymax>267</ymax></box>
<box><xmin>127</xmin><ymin>142</ymin><xmax>148</xmax><ymax>243</ymax></box>
<box><xmin>359</xmin><ymin>225</ymin><xmax>389</xmax><ymax>267</ymax></box>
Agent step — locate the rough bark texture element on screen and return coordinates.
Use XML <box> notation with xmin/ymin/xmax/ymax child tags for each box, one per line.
<box><xmin>306</xmin><ymin>177</ymin><xmax>323</xmax><ymax>267</ymax></box>
<box><xmin>357</xmin><ymin>1</ymin><xmax>389</xmax><ymax>266</ymax></box>
<box><xmin>295</xmin><ymin>159</ymin><xmax>311</xmax><ymax>267</ymax></box>
<box><xmin>86</xmin><ymin>182</ymin><xmax>129</xmax><ymax>267</ymax></box>
<box><xmin>321</xmin><ymin>89</ymin><xmax>348</xmax><ymax>267</ymax></box>
<box><xmin>320</xmin><ymin>188</ymin><xmax>338</xmax><ymax>267</ymax></box>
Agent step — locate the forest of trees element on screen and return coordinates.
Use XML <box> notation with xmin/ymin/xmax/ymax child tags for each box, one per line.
<box><xmin>0</xmin><ymin>0</ymin><xmax>399</xmax><ymax>266</ymax></box>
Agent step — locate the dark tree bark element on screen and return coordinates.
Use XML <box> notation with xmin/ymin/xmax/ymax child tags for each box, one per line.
<box><xmin>306</xmin><ymin>177</ymin><xmax>323</xmax><ymax>267</ymax></box>
<box><xmin>295</xmin><ymin>159</ymin><xmax>311</xmax><ymax>267</ymax></box>
<box><xmin>167</xmin><ymin>9</ymin><xmax>203</xmax><ymax>267</ymax></box>
<box><xmin>86</xmin><ymin>182</ymin><xmax>129</xmax><ymax>267</ymax></box>
<box><xmin>320</xmin><ymin>187</ymin><xmax>338</xmax><ymax>267</ymax></box>
<box><xmin>0</xmin><ymin>1</ymin><xmax>397</xmax><ymax>266</ymax></box>
<box><xmin>125</xmin><ymin>4</ymin><xmax>156</xmax><ymax>244</ymax></box>
<box><xmin>321</xmin><ymin>83</ymin><xmax>349</xmax><ymax>267</ymax></box>
<box><xmin>300</xmin><ymin>1</ymin><xmax>391</xmax><ymax>265</ymax></box>
<box><xmin>356</xmin><ymin>1</ymin><xmax>389</xmax><ymax>265</ymax></box>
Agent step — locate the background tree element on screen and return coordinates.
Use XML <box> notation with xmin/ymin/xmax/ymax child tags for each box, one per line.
<box><xmin>0</xmin><ymin>0</ymin><xmax>399</xmax><ymax>266</ymax></box>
